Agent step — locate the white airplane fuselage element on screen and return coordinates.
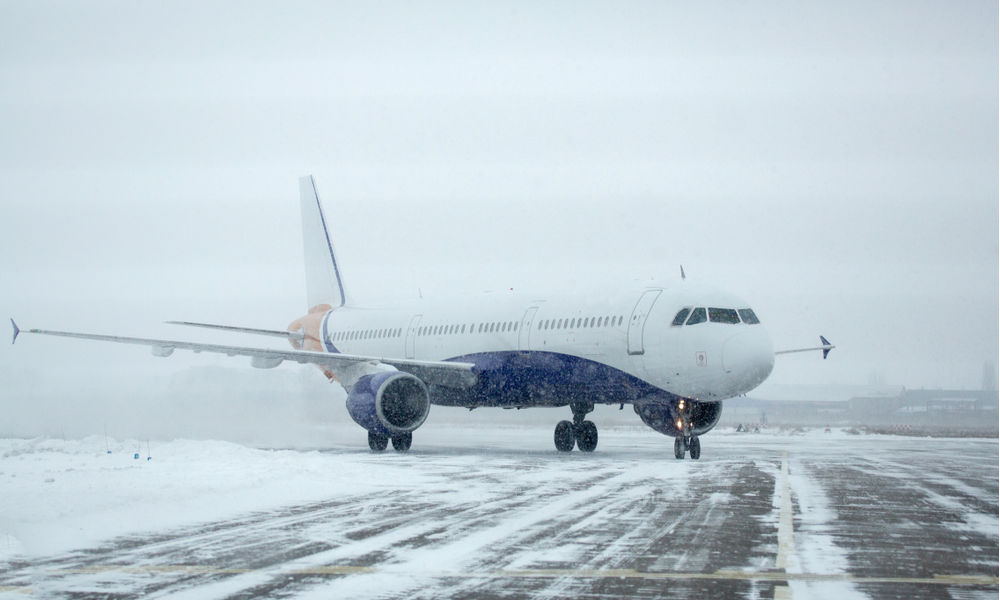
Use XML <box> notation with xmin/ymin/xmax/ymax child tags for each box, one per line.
<box><xmin>313</xmin><ymin>281</ymin><xmax>775</xmax><ymax>410</ymax></box>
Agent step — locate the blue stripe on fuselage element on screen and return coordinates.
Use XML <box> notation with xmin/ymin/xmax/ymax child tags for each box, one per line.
<box><xmin>429</xmin><ymin>350</ymin><xmax>682</xmax><ymax>408</ymax></box>
<box><xmin>321</xmin><ymin>312</ymin><xmax>340</xmax><ymax>354</ymax></box>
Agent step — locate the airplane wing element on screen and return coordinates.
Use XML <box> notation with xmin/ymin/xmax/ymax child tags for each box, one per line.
<box><xmin>10</xmin><ymin>319</ymin><xmax>477</xmax><ymax>389</ymax></box>
<box><xmin>774</xmin><ymin>335</ymin><xmax>835</xmax><ymax>359</ymax></box>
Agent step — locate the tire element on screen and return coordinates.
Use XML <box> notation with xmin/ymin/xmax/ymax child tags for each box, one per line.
<box><xmin>576</xmin><ymin>421</ymin><xmax>598</xmax><ymax>452</ymax></box>
<box><xmin>391</xmin><ymin>432</ymin><xmax>412</xmax><ymax>452</ymax></box>
<box><xmin>674</xmin><ymin>436</ymin><xmax>685</xmax><ymax>459</ymax></box>
<box><xmin>689</xmin><ymin>436</ymin><xmax>701</xmax><ymax>460</ymax></box>
<box><xmin>554</xmin><ymin>420</ymin><xmax>576</xmax><ymax>452</ymax></box>
<box><xmin>368</xmin><ymin>431</ymin><xmax>388</xmax><ymax>452</ymax></box>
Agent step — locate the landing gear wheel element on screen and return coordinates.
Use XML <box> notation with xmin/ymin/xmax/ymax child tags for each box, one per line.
<box><xmin>674</xmin><ymin>436</ymin><xmax>686</xmax><ymax>459</ymax></box>
<box><xmin>554</xmin><ymin>420</ymin><xmax>575</xmax><ymax>452</ymax></box>
<box><xmin>576</xmin><ymin>420</ymin><xmax>598</xmax><ymax>452</ymax></box>
<box><xmin>368</xmin><ymin>431</ymin><xmax>388</xmax><ymax>452</ymax></box>
<box><xmin>688</xmin><ymin>436</ymin><xmax>701</xmax><ymax>460</ymax></box>
<box><xmin>391</xmin><ymin>432</ymin><xmax>412</xmax><ymax>452</ymax></box>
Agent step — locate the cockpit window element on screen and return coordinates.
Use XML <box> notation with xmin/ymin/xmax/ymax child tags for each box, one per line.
<box><xmin>671</xmin><ymin>307</ymin><xmax>691</xmax><ymax>326</ymax></box>
<box><xmin>738</xmin><ymin>308</ymin><xmax>760</xmax><ymax>324</ymax></box>
<box><xmin>709</xmin><ymin>308</ymin><xmax>741</xmax><ymax>324</ymax></box>
<box><xmin>685</xmin><ymin>307</ymin><xmax>707</xmax><ymax>325</ymax></box>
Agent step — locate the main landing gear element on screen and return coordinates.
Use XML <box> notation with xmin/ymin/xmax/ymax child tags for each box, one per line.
<box><xmin>554</xmin><ymin>402</ymin><xmax>598</xmax><ymax>452</ymax></box>
<box><xmin>673</xmin><ymin>398</ymin><xmax>700</xmax><ymax>460</ymax></box>
<box><xmin>368</xmin><ymin>431</ymin><xmax>411</xmax><ymax>453</ymax></box>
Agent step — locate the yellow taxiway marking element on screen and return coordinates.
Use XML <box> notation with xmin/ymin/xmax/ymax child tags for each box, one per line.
<box><xmin>33</xmin><ymin>566</ymin><xmax>997</xmax><ymax>587</ymax></box>
<box><xmin>774</xmin><ymin>452</ymin><xmax>796</xmax><ymax>598</ymax></box>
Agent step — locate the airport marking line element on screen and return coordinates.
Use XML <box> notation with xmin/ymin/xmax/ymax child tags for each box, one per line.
<box><xmin>26</xmin><ymin>566</ymin><xmax>997</xmax><ymax>587</ymax></box>
<box><xmin>774</xmin><ymin>452</ymin><xmax>796</xmax><ymax>599</ymax></box>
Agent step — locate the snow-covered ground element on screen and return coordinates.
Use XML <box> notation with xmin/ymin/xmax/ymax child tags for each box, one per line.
<box><xmin>1</xmin><ymin>425</ymin><xmax>997</xmax><ymax>599</ymax></box>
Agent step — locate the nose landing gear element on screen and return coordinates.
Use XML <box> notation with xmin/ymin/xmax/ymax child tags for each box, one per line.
<box><xmin>673</xmin><ymin>399</ymin><xmax>701</xmax><ymax>459</ymax></box>
<box><xmin>553</xmin><ymin>402</ymin><xmax>598</xmax><ymax>452</ymax></box>
<box><xmin>673</xmin><ymin>435</ymin><xmax>701</xmax><ymax>459</ymax></box>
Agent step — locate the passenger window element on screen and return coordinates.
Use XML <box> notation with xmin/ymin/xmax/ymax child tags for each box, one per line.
<box><xmin>709</xmin><ymin>308</ymin><xmax>741</xmax><ymax>324</ymax></box>
<box><xmin>738</xmin><ymin>309</ymin><xmax>760</xmax><ymax>324</ymax></box>
<box><xmin>672</xmin><ymin>308</ymin><xmax>691</xmax><ymax>326</ymax></box>
<box><xmin>686</xmin><ymin>308</ymin><xmax>707</xmax><ymax>325</ymax></box>
<box><xmin>514</xmin><ymin>322</ymin><xmax>519</xmax><ymax>331</ymax></box>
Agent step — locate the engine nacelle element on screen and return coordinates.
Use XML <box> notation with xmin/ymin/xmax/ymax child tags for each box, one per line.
<box><xmin>346</xmin><ymin>372</ymin><xmax>430</xmax><ymax>436</ymax></box>
<box><xmin>635</xmin><ymin>399</ymin><xmax>723</xmax><ymax>437</ymax></box>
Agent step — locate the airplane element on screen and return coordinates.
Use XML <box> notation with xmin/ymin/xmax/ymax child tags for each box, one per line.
<box><xmin>10</xmin><ymin>175</ymin><xmax>834</xmax><ymax>459</ymax></box>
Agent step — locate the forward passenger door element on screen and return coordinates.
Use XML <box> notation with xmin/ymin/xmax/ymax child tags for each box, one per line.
<box><xmin>627</xmin><ymin>290</ymin><xmax>662</xmax><ymax>355</ymax></box>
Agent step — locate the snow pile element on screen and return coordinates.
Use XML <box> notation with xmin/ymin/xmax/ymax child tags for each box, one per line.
<box><xmin>0</xmin><ymin>435</ymin><xmax>381</xmax><ymax>560</ymax></box>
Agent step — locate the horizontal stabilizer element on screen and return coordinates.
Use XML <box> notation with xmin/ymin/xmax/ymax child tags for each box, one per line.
<box><xmin>11</xmin><ymin>318</ymin><xmax>19</xmax><ymax>345</ymax></box>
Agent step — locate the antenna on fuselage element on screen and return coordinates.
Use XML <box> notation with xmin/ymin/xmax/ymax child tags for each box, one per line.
<box><xmin>680</xmin><ymin>265</ymin><xmax>686</xmax><ymax>280</ymax></box>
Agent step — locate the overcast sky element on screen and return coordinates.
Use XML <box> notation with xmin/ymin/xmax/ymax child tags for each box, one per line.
<box><xmin>1</xmin><ymin>1</ymin><xmax>997</xmax><ymax>435</ymax></box>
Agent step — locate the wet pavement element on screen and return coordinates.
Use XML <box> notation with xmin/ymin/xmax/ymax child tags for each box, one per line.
<box><xmin>1</xmin><ymin>429</ymin><xmax>996</xmax><ymax>599</ymax></box>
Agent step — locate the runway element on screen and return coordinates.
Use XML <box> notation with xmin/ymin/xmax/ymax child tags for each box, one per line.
<box><xmin>1</xmin><ymin>427</ymin><xmax>996</xmax><ymax>599</ymax></box>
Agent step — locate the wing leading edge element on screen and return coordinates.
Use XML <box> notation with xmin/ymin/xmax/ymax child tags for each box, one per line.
<box><xmin>774</xmin><ymin>335</ymin><xmax>835</xmax><ymax>359</ymax></box>
<box><xmin>11</xmin><ymin>321</ymin><xmax>477</xmax><ymax>389</ymax></box>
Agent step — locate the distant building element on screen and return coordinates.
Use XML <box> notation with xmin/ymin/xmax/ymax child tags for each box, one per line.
<box><xmin>724</xmin><ymin>384</ymin><xmax>998</xmax><ymax>435</ymax></box>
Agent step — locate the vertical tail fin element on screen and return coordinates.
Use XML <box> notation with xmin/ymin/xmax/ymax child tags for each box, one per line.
<box><xmin>299</xmin><ymin>175</ymin><xmax>351</xmax><ymax>308</ymax></box>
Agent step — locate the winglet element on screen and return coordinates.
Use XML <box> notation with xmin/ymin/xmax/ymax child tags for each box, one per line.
<box><xmin>11</xmin><ymin>318</ymin><xmax>19</xmax><ymax>345</ymax></box>
<box><xmin>820</xmin><ymin>335</ymin><xmax>833</xmax><ymax>359</ymax></box>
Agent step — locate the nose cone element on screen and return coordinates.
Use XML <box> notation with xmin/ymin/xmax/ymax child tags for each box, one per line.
<box><xmin>722</xmin><ymin>330</ymin><xmax>775</xmax><ymax>393</ymax></box>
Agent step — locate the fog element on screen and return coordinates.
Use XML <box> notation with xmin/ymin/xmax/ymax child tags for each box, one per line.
<box><xmin>1</xmin><ymin>1</ymin><xmax>997</xmax><ymax>439</ymax></box>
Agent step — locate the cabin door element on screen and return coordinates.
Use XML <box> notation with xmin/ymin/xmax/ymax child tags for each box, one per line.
<box><xmin>518</xmin><ymin>307</ymin><xmax>539</xmax><ymax>351</ymax></box>
<box><xmin>405</xmin><ymin>314</ymin><xmax>422</xmax><ymax>359</ymax></box>
<box><xmin>627</xmin><ymin>289</ymin><xmax>662</xmax><ymax>355</ymax></box>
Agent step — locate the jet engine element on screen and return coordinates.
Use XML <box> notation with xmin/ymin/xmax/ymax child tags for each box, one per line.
<box><xmin>346</xmin><ymin>371</ymin><xmax>430</xmax><ymax>436</ymax></box>
<box><xmin>634</xmin><ymin>399</ymin><xmax>722</xmax><ymax>437</ymax></box>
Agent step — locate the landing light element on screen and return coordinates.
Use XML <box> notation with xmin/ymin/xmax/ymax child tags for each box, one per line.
<box><xmin>676</xmin><ymin>418</ymin><xmax>684</xmax><ymax>431</ymax></box>
<box><xmin>678</xmin><ymin>400</ymin><xmax>685</xmax><ymax>410</ymax></box>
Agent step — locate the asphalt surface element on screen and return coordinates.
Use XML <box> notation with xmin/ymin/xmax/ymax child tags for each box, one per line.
<box><xmin>1</xmin><ymin>429</ymin><xmax>997</xmax><ymax>599</ymax></box>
